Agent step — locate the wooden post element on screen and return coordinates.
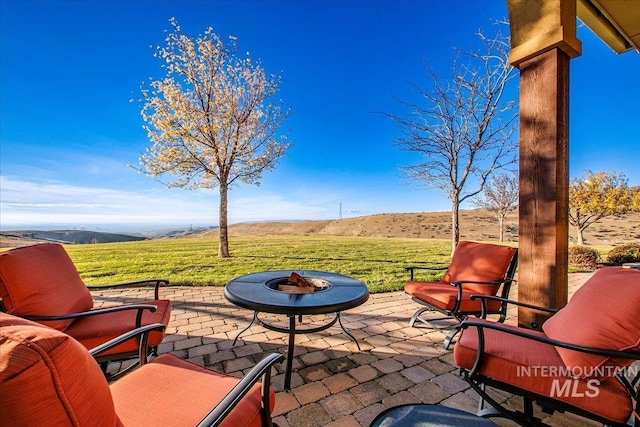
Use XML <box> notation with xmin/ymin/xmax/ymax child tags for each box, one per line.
<box><xmin>517</xmin><ymin>49</ymin><xmax>569</xmax><ymax>329</ymax></box>
<box><xmin>506</xmin><ymin>0</ymin><xmax>581</xmax><ymax>329</ymax></box>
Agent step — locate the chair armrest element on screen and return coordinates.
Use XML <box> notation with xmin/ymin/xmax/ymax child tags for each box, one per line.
<box><xmin>404</xmin><ymin>265</ymin><xmax>448</xmax><ymax>281</ymax></box>
<box><xmin>460</xmin><ymin>319</ymin><xmax>640</xmax><ymax>378</ymax></box>
<box><xmin>26</xmin><ymin>304</ymin><xmax>158</xmax><ymax>337</ymax></box>
<box><xmin>445</xmin><ymin>279</ymin><xmax>515</xmax><ymax>318</ymax></box>
<box><xmin>462</xmin><ymin>318</ymin><xmax>640</xmax><ymax>358</ymax></box>
<box><xmin>25</xmin><ymin>304</ymin><xmax>157</xmax><ymax>321</ymax></box>
<box><xmin>89</xmin><ymin>322</ymin><xmax>166</xmax><ymax>364</ymax></box>
<box><xmin>86</xmin><ymin>278</ymin><xmax>169</xmax><ymax>300</ymax></box>
<box><xmin>22</xmin><ymin>304</ymin><xmax>158</xmax><ymax>322</ymax></box>
<box><xmin>469</xmin><ymin>294</ymin><xmax>558</xmax><ymax>319</ymax></box>
<box><xmin>451</xmin><ymin>278</ymin><xmax>514</xmax><ymax>287</ymax></box>
<box><xmin>449</xmin><ymin>278</ymin><xmax>515</xmax><ymax>295</ymax></box>
<box><xmin>197</xmin><ymin>353</ymin><xmax>285</xmax><ymax>427</ymax></box>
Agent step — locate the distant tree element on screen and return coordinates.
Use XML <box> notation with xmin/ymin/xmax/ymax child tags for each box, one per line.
<box><xmin>633</xmin><ymin>186</ymin><xmax>640</xmax><ymax>209</ymax></box>
<box><xmin>384</xmin><ymin>27</ymin><xmax>518</xmax><ymax>252</ymax></box>
<box><xmin>472</xmin><ymin>172</ymin><xmax>518</xmax><ymax>241</ymax></box>
<box><xmin>137</xmin><ymin>18</ymin><xmax>291</xmax><ymax>257</ymax></box>
<box><xmin>569</xmin><ymin>170</ymin><xmax>639</xmax><ymax>245</ymax></box>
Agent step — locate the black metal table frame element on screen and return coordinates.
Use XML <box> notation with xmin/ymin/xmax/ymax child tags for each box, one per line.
<box><xmin>225</xmin><ymin>270</ymin><xmax>369</xmax><ymax>391</ymax></box>
<box><xmin>233</xmin><ymin>310</ymin><xmax>361</xmax><ymax>390</ymax></box>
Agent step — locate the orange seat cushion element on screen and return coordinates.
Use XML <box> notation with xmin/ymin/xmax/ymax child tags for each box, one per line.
<box><xmin>0</xmin><ymin>313</ymin><xmax>117</xmax><ymax>427</ymax></box>
<box><xmin>442</xmin><ymin>241</ymin><xmax>517</xmax><ymax>294</ymax></box>
<box><xmin>542</xmin><ymin>268</ymin><xmax>640</xmax><ymax>378</ymax></box>
<box><xmin>65</xmin><ymin>299</ymin><xmax>172</xmax><ymax>355</ymax></box>
<box><xmin>1</xmin><ymin>312</ymin><xmax>275</xmax><ymax>427</ymax></box>
<box><xmin>404</xmin><ymin>281</ymin><xmax>503</xmax><ymax>313</ymax></box>
<box><xmin>454</xmin><ymin>319</ymin><xmax>633</xmax><ymax>424</ymax></box>
<box><xmin>110</xmin><ymin>353</ymin><xmax>276</xmax><ymax>427</ymax></box>
<box><xmin>0</xmin><ymin>243</ymin><xmax>94</xmax><ymax>331</ymax></box>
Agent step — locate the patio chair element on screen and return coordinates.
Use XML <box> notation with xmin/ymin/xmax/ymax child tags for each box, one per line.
<box><xmin>0</xmin><ymin>312</ymin><xmax>283</xmax><ymax>427</ymax></box>
<box><xmin>454</xmin><ymin>267</ymin><xmax>640</xmax><ymax>427</ymax></box>
<box><xmin>0</xmin><ymin>243</ymin><xmax>172</xmax><ymax>376</ymax></box>
<box><xmin>404</xmin><ymin>241</ymin><xmax>518</xmax><ymax>348</ymax></box>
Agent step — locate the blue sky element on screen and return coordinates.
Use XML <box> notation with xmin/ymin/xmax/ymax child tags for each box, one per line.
<box><xmin>1</xmin><ymin>0</ymin><xmax>638</xmax><ymax>231</ymax></box>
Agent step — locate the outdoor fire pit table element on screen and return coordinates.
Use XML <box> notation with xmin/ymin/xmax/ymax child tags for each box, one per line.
<box><xmin>224</xmin><ymin>270</ymin><xmax>370</xmax><ymax>390</ymax></box>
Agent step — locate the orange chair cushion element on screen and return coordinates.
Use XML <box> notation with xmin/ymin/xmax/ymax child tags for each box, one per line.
<box><xmin>442</xmin><ymin>241</ymin><xmax>517</xmax><ymax>294</ymax></box>
<box><xmin>110</xmin><ymin>353</ymin><xmax>276</xmax><ymax>427</ymax></box>
<box><xmin>542</xmin><ymin>267</ymin><xmax>640</xmax><ymax>378</ymax></box>
<box><xmin>0</xmin><ymin>313</ymin><xmax>117</xmax><ymax>427</ymax></box>
<box><xmin>65</xmin><ymin>299</ymin><xmax>172</xmax><ymax>355</ymax></box>
<box><xmin>404</xmin><ymin>281</ymin><xmax>503</xmax><ymax>313</ymax></box>
<box><xmin>0</xmin><ymin>243</ymin><xmax>94</xmax><ymax>331</ymax></box>
<box><xmin>454</xmin><ymin>319</ymin><xmax>633</xmax><ymax>424</ymax></box>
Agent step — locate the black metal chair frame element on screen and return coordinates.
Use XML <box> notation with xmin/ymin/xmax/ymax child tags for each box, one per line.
<box><xmin>90</xmin><ymin>322</ymin><xmax>285</xmax><ymax>427</ymax></box>
<box><xmin>458</xmin><ymin>295</ymin><xmax>640</xmax><ymax>427</ymax></box>
<box><xmin>1</xmin><ymin>278</ymin><xmax>169</xmax><ymax>380</ymax></box>
<box><xmin>405</xmin><ymin>248</ymin><xmax>518</xmax><ymax>349</ymax></box>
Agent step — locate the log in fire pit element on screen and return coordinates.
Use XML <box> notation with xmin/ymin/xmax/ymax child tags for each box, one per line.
<box><xmin>273</xmin><ymin>272</ymin><xmax>330</xmax><ymax>293</ymax></box>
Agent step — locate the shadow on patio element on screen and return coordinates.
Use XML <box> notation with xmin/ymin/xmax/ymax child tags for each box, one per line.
<box><xmin>92</xmin><ymin>273</ymin><xmax>602</xmax><ymax>427</ymax></box>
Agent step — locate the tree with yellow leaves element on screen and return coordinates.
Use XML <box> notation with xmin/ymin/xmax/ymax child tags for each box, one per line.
<box><xmin>569</xmin><ymin>170</ymin><xmax>639</xmax><ymax>245</ymax></box>
<box><xmin>138</xmin><ymin>19</ymin><xmax>291</xmax><ymax>257</ymax></box>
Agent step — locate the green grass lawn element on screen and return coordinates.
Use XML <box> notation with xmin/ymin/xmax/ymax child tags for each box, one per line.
<box><xmin>66</xmin><ymin>236</ymin><xmax>460</xmax><ymax>293</ymax></box>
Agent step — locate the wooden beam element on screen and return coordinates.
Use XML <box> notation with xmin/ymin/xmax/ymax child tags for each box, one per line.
<box><xmin>507</xmin><ymin>0</ymin><xmax>581</xmax><ymax>329</ymax></box>
<box><xmin>517</xmin><ymin>48</ymin><xmax>570</xmax><ymax>329</ymax></box>
<box><xmin>507</xmin><ymin>0</ymin><xmax>581</xmax><ymax>67</ymax></box>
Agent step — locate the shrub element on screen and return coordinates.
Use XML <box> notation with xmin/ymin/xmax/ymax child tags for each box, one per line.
<box><xmin>568</xmin><ymin>245</ymin><xmax>600</xmax><ymax>269</ymax></box>
<box><xmin>607</xmin><ymin>244</ymin><xmax>640</xmax><ymax>265</ymax></box>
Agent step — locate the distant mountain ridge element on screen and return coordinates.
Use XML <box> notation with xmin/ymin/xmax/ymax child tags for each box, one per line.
<box><xmin>0</xmin><ymin>230</ymin><xmax>147</xmax><ymax>246</ymax></box>
<box><xmin>0</xmin><ymin>226</ymin><xmax>219</xmax><ymax>248</ymax></box>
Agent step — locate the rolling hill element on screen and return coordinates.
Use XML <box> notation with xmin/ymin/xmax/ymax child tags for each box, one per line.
<box><xmin>200</xmin><ymin>210</ymin><xmax>640</xmax><ymax>246</ymax></box>
<box><xmin>2</xmin><ymin>210</ymin><xmax>638</xmax><ymax>248</ymax></box>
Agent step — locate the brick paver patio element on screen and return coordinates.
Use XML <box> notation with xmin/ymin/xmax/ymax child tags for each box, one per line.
<box><xmin>94</xmin><ymin>273</ymin><xmax>603</xmax><ymax>427</ymax></box>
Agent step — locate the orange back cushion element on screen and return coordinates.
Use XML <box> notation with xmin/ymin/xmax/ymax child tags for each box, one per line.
<box><xmin>0</xmin><ymin>313</ymin><xmax>117</xmax><ymax>426</ymax></box>
<box><xmin>0</xmin><ymin>243</ymin><xmax>94</xmax><ymax>331</ymax></box>
<box><xmin>542</xmin><ymin>268</ymin><xmax>640</xmax><ymax>378</ymax></box>
<box><xmin>442</xmin><ymin>241</ymin><xmax>517</xmax><ymax>294</ymax></box>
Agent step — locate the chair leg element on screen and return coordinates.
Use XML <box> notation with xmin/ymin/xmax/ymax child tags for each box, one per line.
<box><xmin>149</xmin><ymin>345</ymin><xmax>158</xmax><ymax>357</ymax></box>
<box><xmin>475</xmin><ymin>383</ymin><xmax>504</xmax><ymax>420</ymax></box>
<box><xmin>442</xmin><ymin>326</ymin><xmax>462</xmax><ymax>350</ymax></box>
<box><xmin>409</xmin><ymin>307</ymin><xmax>433</xmax><ymax>327</ymax></box>
<box><xmin>524</xmin><ymin>398</ymin><xmax>534</xmax><ymax>418</ymax></box>
<box><xmin>477</xmin><ymin>383</ymin><xmax>487</xmax><ymax>413</ymax></box>
<box><xmin>99</xmin><ymin>361</ymin><xmax>109</xmax><ymax>375</ymax></box>
<box><xmin>467</xmin><ymin>374</ymin><xmax>536</xmax><ymax>427</ymax></box>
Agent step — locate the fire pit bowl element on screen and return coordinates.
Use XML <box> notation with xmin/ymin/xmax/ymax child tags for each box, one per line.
<box><xmin>265</xmin><ymin>276</ymin><xmax>332</xmax><ymax>293</ymax></box>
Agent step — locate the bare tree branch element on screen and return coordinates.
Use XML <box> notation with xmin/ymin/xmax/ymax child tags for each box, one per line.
<box><xmin>382</xmin><ymin>26</ymin><xmax>518</xmax><ymax>251</ymax></box>
<box><xmin>472</xmin><ymin>172</ymin><xmax>519</xmax><ymax>241</ymax></box>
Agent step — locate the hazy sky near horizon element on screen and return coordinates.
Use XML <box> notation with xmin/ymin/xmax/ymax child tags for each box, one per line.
<box><xmin>1</xmin><ymin>0</ymin><xmax>639</xmax><ymax>231</ymax></box>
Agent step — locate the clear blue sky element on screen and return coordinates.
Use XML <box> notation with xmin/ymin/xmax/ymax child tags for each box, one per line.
<box><xmin>1</xmin><ymin>0</ymin><xmax>638</xmax><ymax>231</ymax></box>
